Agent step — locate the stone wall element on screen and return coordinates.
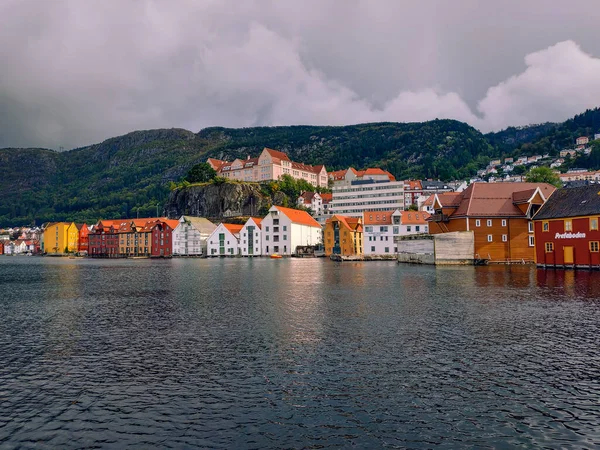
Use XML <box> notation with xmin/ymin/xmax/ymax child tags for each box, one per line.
<box><xmin>396</xmin><ymin>231</ymin><xmax>474</xmax><ymax>265</ymax></box>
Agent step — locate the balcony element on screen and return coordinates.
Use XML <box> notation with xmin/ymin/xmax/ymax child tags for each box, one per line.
<box><xmin>430</xmin><ymin>213</ymin><xmax>449</xmax><ymax>222</ymax></box>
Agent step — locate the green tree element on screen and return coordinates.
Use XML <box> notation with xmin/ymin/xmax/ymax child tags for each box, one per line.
<box><xmin>185</xmin><ymin>163</ymin><xmax>217</xmax><ymax>183</ymax></box>
<box><xmin>525</xmin><ymin>166</ymin><xmax>562</xmax><ymax>187</ymax></box>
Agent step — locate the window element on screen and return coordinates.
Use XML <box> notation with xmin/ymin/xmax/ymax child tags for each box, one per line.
<box><xmin>528</xmin><ymin>222</ymin><xmax>534</xmax><ymax>233</ymax></box>
<box><xmin>487</xmin><ymin>219</ymin><xmax>492</xmax><ymax>227</ymax></box>
<box><xmin>591</xmin><ymin>241</ymin><xmax>599</xmax><ymax>252</ymax></box>
<box><xmin>407</xmin><ymin>226</ymin><xmax>411</xmax><ymax>232</ymax></box>
<box><xmin>385</xmin><ymin>247</ymin><xmax>389</xmax><ymax>253</ymax></box>
<box><xmin>415</xmin><ymin>226</ymin><xmax>420</xmax><ymax>232</ymax></box>
<box><xmin>475</xmin><ymin>219</ymin><xmax>481</xmax><ymax>227</ymax></box>
<box><xmin>266</xmin><ymin>226</ymin><xmax>269</xmax><ymax>232</ymax></box>
<box><xmin>365</xmin><ymin>226</ymin><xmax>373</xmax><ymax>232</ymax></box>
<box><xmin>265</xmin><ymin>235</ymin><xmax>269</xmax><ymax>241</ymax></box>
<box><xmin>529</xmin><ymin>236</ymin><xmax>535</xmax><ymax>247</ymax></box>
<box><xmin>487</xmin><ymin>235</ymin><xmax>493</xmax><ymax>242</ymax></box>
<box><xmin>543</xmin><ymin>221</ymin><xmax>549</xmax><ymax>232</ymax></box>
<box><xmin>283</xmin><ymin>225</ymin><xmax>287</xmax><ymax>231</ymax></box>
<box><xmin>565</xmin><ymin>220</ymin><xmax>572</xmax><ymax>231</ymax></box>
<box><xmin>502</xmin><ymin>234</ymin><xmax>507</xmax><ymax>242</ymax></box>
<box><xmin>283</xmin><ymin>235</ymin><xmax>287</xmax><ymax>241</ymax></box>
<box><xmin>371</xmin><ymin>246</ymin><xmax>375</xmax><ymax>252</ymax></box>
<box><xmin>545</xmin><ymin>242</ymin><xmax>554</xmax><ymax>252</ymax></box>
<box><xmin>393</xmin><ymin>226</ymin><xmax>399</xmax><ymax>234</ymax></box>
<box><xmin>502</xmin><ymin>219</ymin><xmax>507</xmax><ymax>227</ymax></box>
<box><xmin>591</xmin><ymin>218</ymin><xmax>598</xmax><ymax>231</ymax></box>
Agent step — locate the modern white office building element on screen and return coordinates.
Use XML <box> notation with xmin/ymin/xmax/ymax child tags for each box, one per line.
<box><xmin>328</xmin><ymin>180</ymin><xmax>405</xmax><ymax>218</ymax></box>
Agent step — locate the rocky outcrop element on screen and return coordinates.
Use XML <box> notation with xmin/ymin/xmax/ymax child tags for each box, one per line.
<box><xmin>164</xmin><ymin>182</ymin><xmax>290</xmax><ymax>220</ymax></box>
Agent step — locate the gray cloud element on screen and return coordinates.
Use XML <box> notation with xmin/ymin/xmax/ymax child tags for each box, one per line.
<box><xmin>1</xmin><ymin>0</ymin><xmax>599</xmax><ymax>149</ymax></box>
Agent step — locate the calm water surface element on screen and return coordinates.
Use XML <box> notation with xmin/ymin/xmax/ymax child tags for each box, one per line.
<box><xmin>1</xmin><ymin>257</ymin><xmax>600</xmax><ymax>449</ymax></box>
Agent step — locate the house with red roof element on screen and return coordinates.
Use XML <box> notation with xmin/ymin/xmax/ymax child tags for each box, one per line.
<box><xmin>328</xmin><ymin>166</ymin><xmax>395</xmax><ymax>187</ymax></box>
<box><xmin>261</xmin><ymin>205</ymin><xmax>322</xmax><ymax>256</ymax></box>
<box><xmin>429</xmin><ymin>182</ymin><xmax>556</xmax><ymax>262</ymax></box>
<box><xmin>211</xmin><ymin>148</ymin><xmax>328</xmax><ymax>187</ymax></box>
<box><xmin>207</xmin><ymin>223</ymin><xmax>244</xmax><ymax>256</ymax></box>
<box><xmin>88</xmin><ymin>220</ymin><xmax>120</xmax><ymax>257</ymax></box>
<box><xmin>238</xmin><ymin>217</ymin><xmax>263</xmax><ymax>256</ymax></box>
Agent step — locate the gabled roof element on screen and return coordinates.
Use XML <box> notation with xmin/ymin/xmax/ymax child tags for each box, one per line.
<box><xmin>263</xmin><ymin>148</ymin><xmax>291</xmax><ymax>161</ymax></box>
<box><xmin>164</xmin><ymin>219</ymin><xmax>180</xmax><ymax>231</ymax></box>
<box><xmin>423</xmin><ymin>194</ymin><xmax>435</xmax><ymax>206</ymax></box>
<box><xmin>450</xmin><ymin>182</ymin><xmax>556</xmax><ymax>218</ymax></box>
<box><xmin>207</xmin><ymin>158</ymin><xmax>227</xmax><ymax>170</ymax></box>
<box><xmin>356</xmin><ymin>168</ymin><xmax>396</xmax><ymax>181</ymax></box>
<box><xmin>249</xmin><ymin>217</ymin><xmax>263</xmax><ymax>229</ymax></box>
<box><xmin>363</xmin><ymin>210</ymin><xmax>396</xmax><ymax>225</ymax></box>
<box><xmin>320</xmin><ymin>193</ymin><xmax>332</xmax><ymax>203</ymax></box>
<box><xmin>299</xmin><ymin>191</ymin><xmax>318</xmax><ymax>203</ymax></box>
<box><xmin>273</xmin><ymin>206</ymin><xmax>321</xmax><ymax>228</ymax></box>
<box><xmin>405</xmin><ymin>180</ymin><xmax>422</xmax><ymax>190</ymax></box>
<box><xmin>327</xmin><ymin>215</ymin><xmax>363</xmax><ymax>232</ymax></box>
<box><xmin>434</xmin><ymin>192</ymin><xmax>462</xmax><ymax>208</ymax></box>
<box><xmin>181</xmin><ymin>216</ymin><xmax>217</xmax><ymax>234</ymax></box>
<box><xmin>534</xmin><ymin>185</ymin><xmax>600</xmax><ymax>220</ymax></box>
<box><xmin>222</xmin><ymin>223</ymin><xmax>244</xmax><ymax>234</ymax></box>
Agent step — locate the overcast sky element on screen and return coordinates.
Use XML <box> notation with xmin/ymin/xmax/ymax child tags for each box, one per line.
<box><xmin>1</xmin><ymin>0</ymin><xmax>600</xmax><ymax>149</ymax></box>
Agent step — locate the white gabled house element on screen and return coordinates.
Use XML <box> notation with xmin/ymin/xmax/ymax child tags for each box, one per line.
<box><xmin>297</xmin><ymin>191</ymin><xmax>324</xmax><ymax>215</ymax></box>
<box><xmin>239</xmin><ymin>217</ymin><xmax>263</xmax><ymax>256</ymax></box>
<box><xmin>172</xmin><ymin>216</ymin><xmax>217</xmax><ymax>256</ymax></box>
<box><xmin>207</xmin><ymin>223</ymin><xmax>244</xmax><ymax>257</ymax></box>
<box><xmin>261</xmin><ymin>206</ymin><xmax>322</xmax><ymax>256</ymax></box>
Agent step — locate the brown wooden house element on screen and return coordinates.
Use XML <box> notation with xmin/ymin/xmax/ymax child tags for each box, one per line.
<box><xmin>429</xmin><ymin>182</ymin><xmax>556</xmax><ymax>262</ymax></box>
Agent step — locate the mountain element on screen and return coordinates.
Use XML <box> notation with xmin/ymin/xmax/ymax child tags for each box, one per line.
<box><xmin>1</xmin><ymin>108</ymin><xmax>600</xmax><ymax>227</ymax></box>
<box><xmin>0</xmin><ymin>120</ymin><xmax>494</xmax><ymax>226</ymax></box>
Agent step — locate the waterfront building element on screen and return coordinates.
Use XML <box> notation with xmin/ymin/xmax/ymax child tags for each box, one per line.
<box><xmin>88</xmin><ymin>220</ymin><xmax>120</xmax><ymax>257</ymax></box>
<box><xmin>147</xmin><ymin>219</ymin><xmax>176</xmax><ymax>257</ymax></box>
<box><xmin>207</xmin><ymin>223</ymin><xmax>243</xmax><ymax>256</ymax></box>
<box><xmin>42</xmin><ymin>222</ymin><xmax>79</xmax><ymax>254</ymax></box>
<box><xmin>172</xmin><ymin>216</ymin><xmax>217</xmax><ymax>256</ymax></box>
<box><xmin>533</xmin><ymin>185</ymin><xmax>600</xmax><ymax>268</ymax></box>
<box><xmin>323</xmin><ymin>215</ymin><xmax>363</xmax><ymax>256</ymax></box>
<box><xmin>116</xmin><ymin>218</ymin><xmax>177</xmax><ymax>257</ymax></box>
<box><xmin>363</xmin><ymin>210</ymin><xmax>430</xmax><ymax>255</ymax></box>
<box><xmin>239</xmin><ymin>217</ymin><xmax>263</xmax><ymax>256</ymax></box>
<box><xmin>329</xmin><ymin>179</ymin><xmax>405</xmax><ymax>218</ymax></box>
<box><xmin>328</xmin><ymin>167</ymin><xmax>395</xmax><ymax>187</ymax></box>
<box><xmin>210</xmin><ymin>148</ymin><xmax>328</xmax><ymax>187</ymax></box>
<box><xmin>261</xmin><ymin>206</ymin><xmax>322</xmax><ymax>256</ymax></box>
<box><xmin>77</xmin><ymin>223</ymin><xmax>90</xmax><ymax>254</ymax></box>
<box><xmin>429</xmin><ymin>182</ymin><xmax>555</xmax><ymax>262</ymax></box>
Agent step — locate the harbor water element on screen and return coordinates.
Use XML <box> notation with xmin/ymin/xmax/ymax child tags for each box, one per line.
<box><xmin>1</xmin><ymin>257</ymin><xmax>600</xmax><ymax>448</ymax></box>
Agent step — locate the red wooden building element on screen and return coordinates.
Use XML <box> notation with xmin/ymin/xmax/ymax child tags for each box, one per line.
<box><xmin>88</xmin><ymin>220</ymin><xmax>120</xmax><ymax>258</ymax></box>
<box><xmin>533</xmin><ymin>185</ymin><xmax>600</xmax><ymax>268</ymax></box>
<box><xmin>77</xmin><ymin>223</ymin><xmax>90</xmax><ymax>254</ymax></box>
<box><xmin>146</xmin><ymin>219</ymin><xmax>176</xmax><ymax>257</ymax></box>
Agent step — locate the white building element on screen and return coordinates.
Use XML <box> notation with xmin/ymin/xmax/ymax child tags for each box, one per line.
<box><xmin>239</xmin><ymin>217</ymin><xmax>263</xmax><ymax>256</ymax></box>
<box><xmin>207</xmin><ymin>223</ymin><xmax>243</xmax><ymax>256</ymax></box>
<box><xmin>594</xmin><ymin>133</ymin><xmax>600</xmax><ymax>141</ymax></box>
<box><xmin>297</xmin><ymin>192</ymin><xmax>324</xmax><ymax>215</ymax></box>
<box><xmin>363</xmin><ymin>209</ymin><xmax>430</xmax><ymax>255</ymax></box>
<box><xmin>261</xmin><ymin>206</ymin><xmax>322</xmax><ymax>256</ymax></box>
<box><xmin>172</xmin><ymin>216</ymin><xmax>217</xmax><ymax>256</ymax></box>
<box><xmin>329</xmin><ymin>180</ymin><xmax>405</xmax><ymax>218</ymax></box>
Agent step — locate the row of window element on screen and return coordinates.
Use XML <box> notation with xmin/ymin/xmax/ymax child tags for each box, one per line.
<box><xmin>475</xmin><ymin>219</ymin><xmax>508</xmax><ymax>227</ymax></box>
<box><xmin>545</xmin><ymin>241</ymin><xmax>600</xmax><ymax>252</ymax></box>
<box><xmin>542</xmin><ymin>218</ymin><xmax>599</xmax><ymax>232</ymax></box>
<box><xmin>485</xmin><ymin>234</ymin><xmax>536</xmax><ymax>247</ymax></box>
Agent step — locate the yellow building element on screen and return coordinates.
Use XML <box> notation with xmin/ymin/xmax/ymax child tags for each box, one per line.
<box><xmin>324</xmin><ymin>215</ymin><xmax>363</xmax><ymax>256</ymax></box>
<box><xmin>43</xmin><ymin>222</ymin><xmax>79</xmax><ymax>254</ymax></box>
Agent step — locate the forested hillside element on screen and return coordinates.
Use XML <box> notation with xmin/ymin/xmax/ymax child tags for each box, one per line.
<box><xmin>1</xmin><ymin>108</ymin><xmax>599</xmax><ymax>227</ymax></box>
<box><xmin>0</xmin><ymin>120</ymin><xmax>493</xmax><ymax>226</ymax></box>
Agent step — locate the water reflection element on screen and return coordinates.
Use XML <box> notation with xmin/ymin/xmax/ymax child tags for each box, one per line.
<box><xmin>1</xmin><ymin>258</ymin><xmax>600</xmax><ymax>449</ymax></box>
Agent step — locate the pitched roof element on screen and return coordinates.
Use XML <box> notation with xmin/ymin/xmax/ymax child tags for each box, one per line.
<box><xmin>534</xmin><ymin>185</ymin><xmax>600</xmax><ymax>220</ymax></box>
<box><xmin>249</xmin><ymin>217</ymin><xmax>263</xmax><ymax>229</ymax></box>
<box><xmin>299</xmin><ymin>191</ymin><xmax>317</xmax><ymax>203</ymax></box>
<box><xmin>264</xmin><ymin>148</ymin><xmax>291</xmax><ymax>161</ymax></box>
<box><xmin>356</xmin><ymin>168</ymin><xmax>396</xmax><ymax>181</ymax></box>
<box><xmin>405</xmin><ymin>180</ymin><xmax>422</xmax><ymax>190</ymax></box>
<box><xmin>363</xmin><ymin>210</ymin><xmax>396</xmax><ymax>225</ymax></box>
<box><xmin>223</xmin><ymin>223</ymin><xmax>244</xmax><ymax>234</ymax></box>
<box><xmin>423</xmin><ymin>194</ymin><xmax>435</xmax><ymax>206</ymax></box>
<box><xmin>274</xmin><ymin>206</ymin><xmax>321</xmax><ymax>228</ymax></box>
<box><xmin>320</xmin><ymin>193</ymin><xmax>332</xmax><ymax>203</ymax></box>
<box><xmin>182</xmin><ymin>216</ymin><xmax>217</xmax><ymax>234</ymax></box>
<box><xmin>400</xmin><ymin>211</ymin><xmax>430</xmax><ymax>225</ymax></box>
<box><xmin>328</xmin><ymin>168</ymin><xmax>350</xmax><ymax>180</ymax></box>
<box><xmin>435</xmin><ymin>192</ymin><xmax>463</xmax><ymax>208</ymax></box>
<box><xmin>164</xmin><ymin>219</ymin><xmax>180</xmax><ymax>231</ymax></box>
<box><xmin>327</xmin><ymin>215</ymin><xmax>363</xmax><ymax>232</ymax></box>
<box><xmin>207</xmin><ymin>158</ymin><xmax>227</xmax><ymax>170</ymax></box>
<box><xmin>451</xmin><ymin>182</ymin><xmax>556</xmax><ymax>217</ymax></box>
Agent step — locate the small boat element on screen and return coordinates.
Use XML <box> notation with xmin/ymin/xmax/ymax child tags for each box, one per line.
<box><xmin>270</xmin><ymin>254</ymin><xmax>283</xmax><ymax>259</ymax></box>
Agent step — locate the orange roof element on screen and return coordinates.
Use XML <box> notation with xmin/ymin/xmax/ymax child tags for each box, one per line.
<box><xmin>405</xmin><ymin>180</ymin><xmax>422</xmax><ymax>190</ymax></box>
<box><xmin>401</xmin><ymin>211</ymin><xmax>430</xmax><ymax>225</ymax></box>
<box><xmin>223</xmin><ymin>223</ymin><xmax>244</xmax><ymax>234</ymax></box>
<box><xmin>435</xmin><ymin>192</ymin><xmax>463</xmax><ymax>208</ymax></box>
<box><xmin>264</xmin><ymin>148</ymin><xmax>291</xmax><ymax>161</ymax></box>
<box><xmin>327</xmin><ymin>215</ymin><xmax>363</xmax><ymax>232</ymax></box>
<box><xmin>423</xmin><ymin>194</ymin><xmax>435</xmax><ymax>206</ymax></box>
<box><xmin>363</xmin><ymin>210</ymin><xmax>396</xmax><ymax>225</ymax></box>
<box><xmin>164</xmin><ymin>219</ymin><xmax>179</xmax><ymax>231</ymax></box>
<box><xmin>207</xmin><ymin>158</ymin><xmax>227</xmax><ymax>170</ymax></box>
<box><xmin>274</xmin><ymin>206</ymin><xmax>321</xmax><ymax>228</ymax></box>
<box><xmin>328</xmin><ymin>168</ymin><xmax>350</xmax><ymax>180</ymax></box>
<box><xmin>320</xmin><ymin>193</ymin><xmax>332</xmax><ymax>203</ymax></box>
